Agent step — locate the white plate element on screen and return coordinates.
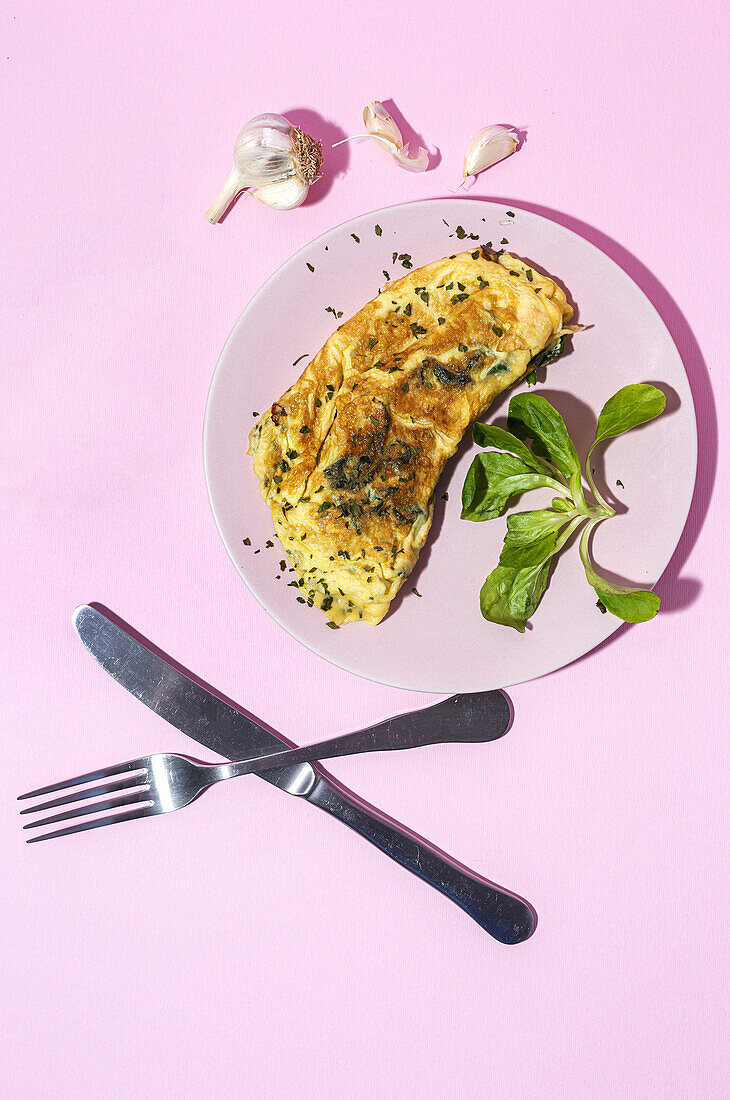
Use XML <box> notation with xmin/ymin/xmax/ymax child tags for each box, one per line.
<box><xmin>204</xmin><ymin>199</ymin><xmax>696</xmax><ymax>692</ymax></box>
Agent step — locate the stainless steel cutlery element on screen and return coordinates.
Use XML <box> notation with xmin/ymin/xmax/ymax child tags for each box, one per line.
<box><xmin>19</xmin><ymin>605</ymin><xmax>534</xmax><ymax>944</ymax></box>
<box><xmin>19</xmin><ymin>693</ymin><xmax>512</xmax><ymax>841</ymax></box>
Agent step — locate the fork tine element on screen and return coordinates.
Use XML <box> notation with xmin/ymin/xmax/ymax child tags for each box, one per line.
<box><xmin>18</xmin><ymin>759</ymin><xmax>147</xmax><ymax>801</ymax></box>
<box><xmin>19</xmin><ymin>773</ymin><xmax>149</xmax><ymax>815</ymax></box>
<box><xmin>26</xmin><ymin>805</ymin><xmax>158</xmax><ymax>844</ymax></box>
<box><xmin>22</xmin><ymin>790</ymin><xmax>153</xmax><ymax>830</ymax></box>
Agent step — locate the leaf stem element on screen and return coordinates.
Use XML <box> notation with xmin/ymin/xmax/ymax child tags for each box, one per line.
<box><xmin>584</xmin><ymin>445</ymin><xmax>615</xmax><ymax>517</ymax></box>
<box><xmin>555</xmin><ymin>513</ymin><xmax>589</xmax><ymax>554</ymax></box>
<box><xmin>578</xmin><ymin>519</ymin><xmax>598</xmax><ymax>573</ymax></box>
<box><xmin>569</xmin><ymin>468</ymin><xmax>591</xmax><ymax>515</ymax></box>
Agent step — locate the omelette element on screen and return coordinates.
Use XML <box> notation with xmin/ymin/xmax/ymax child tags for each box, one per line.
<box><xmin>249</xmin><ymin>248</ymin><xmax>575</xmax><ymax>626</ymax></box>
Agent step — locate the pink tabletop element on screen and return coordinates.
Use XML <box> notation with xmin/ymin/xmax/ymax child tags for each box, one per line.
<box><xmin>3</xmin><ymin>3</ymin><xmax>728</xmax><ymax>1098</ymax></box>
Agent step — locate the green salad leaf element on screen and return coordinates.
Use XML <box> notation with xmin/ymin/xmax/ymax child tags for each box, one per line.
<box><xmin>504</xmin><ymin>507</ymin><xmax>575</xmax><ymax>545</ymax></box>
<box><xmin>499</xmin><ymin>510</ymin><xmax>575</xmax><ymax>569</ymax></box>
<box><xmin>592</xmin><ymin>384</ymin><xmax>667</xmax><ymax>449</ymax></box>
<box><xmin>460</xmin><ymin>452</ymin><xmax>567</xmax><ymax>522</ymax></box>
<box><xmin>579</xmin><ymin>526</ymin><xmax>660</xmax><ymax>624</ymax></box>
<box><xmin>472</xmin><ymin>422</ymin><xmax>556</xmax><ymax>475</ymax></box>
<box><xmin>463</xmin><ymin>384</ymin><xmax>666</xmax><ymax>631</ymax></box>
<box><xmin>508</xmin><ymin>392</ymin><xmax>587</xmax><ymax>509</ymax></box>
<box><xmin>480</xmin><ymin>562</ymin><xmax>552</xmax><ymax>633</ymax></box>
<box><xmin>584</xmin><ymin>383</ymin><xmax>667</xmax><ymax>511</ymax></box>
<box><xmin>479</xmin><ymin>513</ymin><xmax>584</xmax><ymax>632</ymax></box>
<box><xmin>508</xmin><ymin>393</ymin><xmax>581</xmax><ymax>480</ymax></box>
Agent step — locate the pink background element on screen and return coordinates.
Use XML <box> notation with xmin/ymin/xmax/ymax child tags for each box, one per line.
<box><xmin>2</xmin><ymin>3</ymin><xmax>728</xmax><ymax>1098</ymax></box>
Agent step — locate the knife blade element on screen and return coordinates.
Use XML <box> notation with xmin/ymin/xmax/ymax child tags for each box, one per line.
<box><xmin>73</xmin><ymin>605</ymin><xmax>535</xmax><ymax>944</ymax></box>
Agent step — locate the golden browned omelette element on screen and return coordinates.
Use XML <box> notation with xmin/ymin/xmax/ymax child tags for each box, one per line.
<box><xmin>250</xmin><ymin>248</ymin><xmax>575</xmax><ymax>625</ymax></box>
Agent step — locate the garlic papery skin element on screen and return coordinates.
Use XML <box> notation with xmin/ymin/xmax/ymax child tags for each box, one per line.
<box><xmin>460</xmin><ymin>125</ymin><xmax>519</xmax><ymax>188</ymax></box>
<box><xmin>205</xmin><ymin>167</ymin><xmax>249</xmax><ymax>224</ymax></box>
<box><xmin>362</xmin><ymin>101</ymin><xmax>403</xmax><ymax>152</ymax></box>
<box><xmin>251</xmin><ymin>175</ymin><xmax>309</xmax><ymax>211</ymax></box>
<box><xmin>391</xmin><ymin>143</ymin><xmax>429</xmax><ymax>173</ymax></box>
<box><xmin>334</xmin><ymin>101</ymin><xmax>429</xmax><ymax>173</ymax></box>
<box><xmin>363</xmin><ymin>101</ymin><xmax>429</xmax><ymax>172</ymax></box>
<box><xmin>234</xmin><ymin>113</ymin><xmax>299</xmax><ymax>186</ymax></box>
<box><xmin>205</xmin><ymin>113</ymin><xmax>323</xmax><ymax>223</ymax></box>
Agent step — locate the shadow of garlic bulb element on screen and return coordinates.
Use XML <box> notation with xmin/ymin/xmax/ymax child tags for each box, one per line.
<box><xmin>206</xmin><ymin>113</ymin><xmax>324</xmax><ymax>221</ymax></box>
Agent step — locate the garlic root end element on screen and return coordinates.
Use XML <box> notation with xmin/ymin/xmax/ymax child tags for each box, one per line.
<box><xmin>331</xmin><ymin>134</ymin><xmax>369</xmax><ymax>147</ymax></box>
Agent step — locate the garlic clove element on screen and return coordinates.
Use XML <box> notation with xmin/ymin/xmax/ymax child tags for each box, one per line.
<box><xmin>461</xmin><ymin>125</ymin><xmax>519</xmax><ymax>187</ymax></box>
<box><xmin>251</xmin><ymin>175</ymin><xmax>309</xmax><ymax>210</ymax></box>
<box><xmin>363</xmin><ymin>101</ymin><xmax>404</xmax><ymax>150</ymax></box>
<box><xmin>362</xmin><ymin>101</ymin><xmax>429</xmax><ymax>172</ymax></box>
<box><xmin>392</xmin><ymin>144</ymin><xmax>429</xmax><ymax>174</ymax></box>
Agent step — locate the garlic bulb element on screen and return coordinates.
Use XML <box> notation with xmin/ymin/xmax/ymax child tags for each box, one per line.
<box><xmin>334</xmin><ymin>101</ymin><xmax>429</xmax><ymax>173</ymax></box>
<box><xmin>206</xmin><ymin>113</ymin><xmax>323</xmax><ymax>222</ymax></box>
<box><xmin>460</xmin><ymin>125</ymin><xmax>519</xmax><ymax>188</ymax></box>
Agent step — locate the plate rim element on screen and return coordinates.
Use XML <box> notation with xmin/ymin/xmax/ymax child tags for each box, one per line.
<box><xmin>203</xmin><ymin>197</ymin><xmax>698</xmax><ymax>692</ymax></box>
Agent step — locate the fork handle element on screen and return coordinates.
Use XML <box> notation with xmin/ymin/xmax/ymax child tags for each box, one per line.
<box><xmin>213</xmin><ymin>692</ymin><xmax>511</xmax><ymax>781</ymax></box>
<box><xmin>304</xmin><ymin>771</ymin><xmax>535</xmax><ymax>944</ymax></box>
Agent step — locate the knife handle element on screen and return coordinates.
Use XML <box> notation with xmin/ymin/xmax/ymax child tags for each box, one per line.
<box><xmin>306</xmin><ymin>773</ymin><xmax>535</xmax><ymax>944</ymax></box>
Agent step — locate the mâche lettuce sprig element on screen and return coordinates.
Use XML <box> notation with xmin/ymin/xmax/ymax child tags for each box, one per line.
<box><xmin>461</xmin><ymin>384</ymin><xmax>667</xmax><ymax>632</ymax></box>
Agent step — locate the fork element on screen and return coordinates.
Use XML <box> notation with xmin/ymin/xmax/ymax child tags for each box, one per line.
<box><xmin>19</xmin><ymin>691</ymin><xmax>510</xmax><ymax>842</ymax></box>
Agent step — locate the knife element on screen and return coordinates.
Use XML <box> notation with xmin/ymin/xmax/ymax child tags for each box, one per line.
<box><xmin>73</xmin><ymin>605</ymin><xmax>535</xmax><ymax>944</ymax></box>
